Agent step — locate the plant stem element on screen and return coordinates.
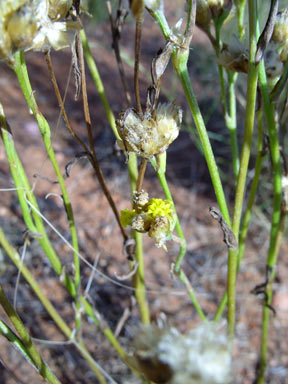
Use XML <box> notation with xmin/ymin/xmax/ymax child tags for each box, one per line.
<box><xmin>0</xmin><ymin>103</ymin><xmax>78</xmax><ymax>294</ymax></box>
<box><xmin>227</xmin><ymin>0</ymin><xmax>258</xmax><ymax>340</ymax></box>
<box><xmin>129</xmin><ymin>156</ymin><xmax>150</xmax><ymax>324</ymax></box>
<box><xmin>0</xmin><ymin>285</ymin><xmax>62</xmax><ymax>384</ymax></box>
<box><xmin>235</xmin><ymin>0</ymin><xmax>247</xmax><ymax>40</ymax></box>
<box><xmin>256</xmin><ymin>59</ymin><xmax>283</xmax><ymax>384</ymax></box>
<box><xmin>150</xmin><ymin>155</ymin><xmax>205</xmax><ymax>320</ymax></box>
<box><xmin>214</xmin><ymin>107</ymin><xmax>265</xmax><ymax>321</ymax></box>
<box><xmin>150</xmin><ymin>154</ymin><xmax>186</xmax><ymax>271</ymax></box>
<box><xmin>173</xmin><ymin>52</ymin><xmax>231</xmax><ymax>226</ymax></box>
<box><xmin>80</xmin><ymin>29</ymin><xmax>121</xmax><ymax>141</ymax></box>
<box><xmin>0</xmin><ymin>228</ymin><xmax>106</xmax><ymax>383</ymax></box>
<box><xmin>80</xmin><ymin>28</ymin><xmax>149</xmax><ymax>325</ymax></box>
<box><xmin>13</xmin><ymin>52</ymin><xmax>79</xmax><ymax>296</ymax></box>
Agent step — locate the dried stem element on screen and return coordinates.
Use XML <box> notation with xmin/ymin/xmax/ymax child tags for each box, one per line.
<box><xmin>106</xmin><ymin>0</ymin><xmax>131</xmax><ymax>106</ymax></box>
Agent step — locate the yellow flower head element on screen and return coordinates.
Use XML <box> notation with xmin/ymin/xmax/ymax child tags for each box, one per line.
<box><xmin>120</xmin><ymin>209</ymin><xmax>137</xmax><ymax>228</ymax></box>
<box><xmin>146</xmin><ymin>198</ymin><xmax>173</xmax><ymax>220</ymax></box>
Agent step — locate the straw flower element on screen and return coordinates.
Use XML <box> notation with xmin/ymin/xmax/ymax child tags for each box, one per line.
<box><xmin>128</xmin><ymin>321</ymin><xmax>232</xmax><ymax>384</ymax></box>
<box><xmin>117</xmin><ymin>103</ymin><xmax>182</xmax><ymax>159</ymax></box>
<box><xmin>0</xmin><ymin>0</ymin><xmax>79</xmax><ymax>61</ymax></box>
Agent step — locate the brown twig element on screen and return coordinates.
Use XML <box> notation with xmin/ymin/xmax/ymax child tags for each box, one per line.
<box><xmin>45</xmin><ymin>49</ymin><xmax>128</xmax><ymax>242</ymax></box>
<box><xmin>77</xmin><ymin>31</ymin><xmax>129</xmax><ymax>241</ymax></box>
<box><xmin>106</xmin><ymin>0</ymin><xmax>131</xmax><ymax>106</ymax></box>
<box><xmin>136</xmin><ymin>158</ymin><xmax>147</xmax><ymax>192</ymax></box>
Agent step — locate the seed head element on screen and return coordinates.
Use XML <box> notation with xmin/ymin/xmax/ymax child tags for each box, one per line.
<box><xmin>117</xmin><ymin>103</ymin><xmax>182</xmax><ymax>159</ymax></box>
<box><xmin>129</xmin><ymin>322</ymin><xmax>232</xmax><ymax>384</ymax></box>
<box><xmin>0</xmin><ymin>0</ymin><xmax>78</xmax><ymax>61</ymax></box>
<box><xmin>272</xmin><ymin>9</ymin><xmax>288</xmax><ymax>45</ymax></box>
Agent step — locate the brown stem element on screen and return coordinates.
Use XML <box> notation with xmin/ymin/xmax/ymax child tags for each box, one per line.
<box><xmin>136</xmin><ymin>158</ymin><xmax>147</xmax><ymax>192</ymax></box>
<box><xmin>134</xmin><ymin>18</ymin><xmax>143</xmax><ymax>113</ymax></box>
<box><xmin>106</xmin><ymin>0</ymin><xmax>131</xmax><ymax>107</ymax></box>
<box><xmin>45</xmin><ymin>49</ymin><xmax>128</xmax><ymax>242</ymax></box>
<box><xmin>44</xmin><ymin>51</ymin><xmax>90</xmax><ymax>154</ymax></box>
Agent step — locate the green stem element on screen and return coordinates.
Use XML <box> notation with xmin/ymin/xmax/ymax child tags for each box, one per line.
<box><xmin>128</xmin><ymin>155</ymin><xmax>150</xmax><ymax>324</ymax></box>
<box><xmin>133</xmin><ymin>231</ymin><xmax>150</xmax><ymax>324</ymax></box>
<box><xmin>0</xmin><ymin>228</ymin><xmax>106</xmax><ymax>383</ymax></box>
<box><xmin>0</xmin><ymin>285</ymin><xmax>62</xmax><ymax>384</ymax></box>
<box><xmin>227</xmin><ymin>72</ymin><xmax>239</xmax><ymax>179</ymax></box>
<box><xmin>227</xmin><ymin>0</ymin><xmax>258</xmax><ymax>340</ymax></box>
<box><xmin>256</xmin><ymin>59</ymin><xmax>283</xmax><ymax>384</ymax></box>
<box><xmin>0</xmin><ymin>104</ymin><xmax>72</xmax><ymax>286</ymax></box>
<box><xmin>215</xmin><ymin>19</ymin><xmax>239</xmax><ymax>181</ymax></box>
<box><xmin>13</xmin><ymin>52</ymin><xmax>79</xmax><ymax>297</ymax></box>
<box><xmin>150</xmin><ymin>155</ymin><xmax>205</xmax><ymax>320</ymax></box>
<box><xmin>80</xmin><ymin>29</ymin><xmax>121</xmax><ymax>141</ymax></box>
<box><xmin>80</xmin><ymin>297</ymin><xmax>126</xmax><ymax>359</ymax></box>
<box><xmin>214</xmin><ymin>107</ymin><xmax>264</xmax><ymax>321</ymax></box>
<box><xmin>173</xmin><ymin>52</ymin><xmax>231</xmax><ymax>226</ymax></box>
<box><xmin>150</xmin><ymin>154</ymin><xmax>186</xmax><ymax>271</ymax></box>
<box><xmin>235</xmin><ymin>0</ymin><xmax>247</xmax><ymax>40</ymax></box>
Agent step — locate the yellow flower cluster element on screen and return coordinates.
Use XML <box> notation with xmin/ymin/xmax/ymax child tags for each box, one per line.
<box><xmin>120</xmin><ymin>192</ymin><xmax>174</xmax><ymax>249</ymax></box>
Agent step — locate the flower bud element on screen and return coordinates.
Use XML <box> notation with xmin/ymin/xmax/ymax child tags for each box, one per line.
<box><xmin>196</xmin><ymin>0</ymin><xmax>212</xmax><ymax>30</ymax></box>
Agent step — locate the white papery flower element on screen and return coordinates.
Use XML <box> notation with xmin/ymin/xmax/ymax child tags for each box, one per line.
<box><xmin>129</xmin><ymin>321</ymin><xmax>232</xmax><ymax>384</ymax></box>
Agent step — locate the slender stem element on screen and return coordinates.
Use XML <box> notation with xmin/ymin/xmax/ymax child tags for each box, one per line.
<box><xmin>77</xmin><ymin>35</ymin><xmax>128</xmax><ymax>242</ymax></box>
<box><xmin>127</xmin><ymin>154</ymin><xmax>150</xmax><ymax>324</ymax></box>
<box><xmin>0</xmin><ymin>228</ymin><xmax>106</xmax><ymax>383</ymax></box>
<box><xmin>136</xmin><ymin>159</ymin><xmax>147</xmax><ymax>192</ymax></box>
<box><xmin>80</xmin><ymin>296</ymin><xmax>126</xmax><ymax>358</ymax></box>
<box><xmin>151</xmin><ymin>154</ymin><xmax>186</xmax><ymax>270</ymax></box>
<box><xmin>215</xmin><ymin>21</ymin><xmax>239</xmax><ymax>180</ymax></box>
<box><xmin>80</xmin><ymin>29</ymin><xmax>121</xmax><ymax>141</ymax></box>
<box><xmin>173</xmin><ymin>54</ymin><xmax>231</xmax><ymax>226</ymax></box>
<box><xmin>256</xmin><ymin>59</ymin><xmax>283</xmax><ymax>384</ymax></box>
<box><xmin>106</xmin><ymin>0</ymin><xmax>131</xmax><ymax>106</ymax></box>
<box><xmin>214</xmin><ymin>107</ymin><xmax>265</xmax><ymax>321</ymax></box>
<box><xmin>177</xmin><ymin>270</ymin><xmax>207</xmax><ymax>321</ymax></box>
<box><xmin>235</xmin><ymin>0</ymin><xmax>248</xmax><ymax>40</ymax></box>
<box><xmin>0</xmin><ymin>286</ymin><xmax>62</xmax><ymax>384</ymax></box>
<box><xmin>150</xmin><ymin>155</ymin><xmax>205</xmax><ymax>319</ymax></box>
<box><xmin>133</xmin><ymin>231</ymin><xmax>150</xmax><ymax>324</ymax></box>
<box><xmin>0</xmin><ymin>104</ymin><xmax>77</xmax><ymax>293</ymax></box>
<box><xmin>227</xmin><ymin>0</ymin><xmax>258</xmax><ymax>340</ymax></box>
<box><xmin>134</xmin><ymin>18</ymin><xmax>143</xmax><ymax>113</ymax></box>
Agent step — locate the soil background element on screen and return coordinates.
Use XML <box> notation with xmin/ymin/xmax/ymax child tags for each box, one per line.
<box><xmin>0</xmin><ymin>2</ymin><xmax>288</xmax><ymax>384</ymax></box>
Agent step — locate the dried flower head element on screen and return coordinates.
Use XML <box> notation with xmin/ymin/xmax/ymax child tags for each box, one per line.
<box><xmin>48</xmin><ymin>0</ymin><xmax>72</xmax><ymax>21</ymax></box>
<box><xmin>217</xmin><ymin>40</ymin><xmax>249</xmax><ymax>73</ymax></box>
<box><xmin>133</xmin><ymin>190</ymin><xmax>149</xmax><ymax>210</ymax></box>
<box><xmin>117</xmin><ymin>103</ymin><xmax>182</xmax><ymax>159</ymax></box>
<box><xmin>0</xmin><ymin>0</ymin><xmax>79</xmax><ymax>61</ymax></box>
<box><xmin>120</xmin><ymin>193</ymin><xmax>175</xmax><ymax>249</ymax></box>
<box><xmin>271</xmin><ymin>8</ymin><xmax>288</xmax><ymax>63</ymax></box>
<box><xmin>264</xmin><ymin>41</ymin><xmax>284</xmax><ymax>80</ymax></box>
<box><xmin>196</xmin><ymin>0</ymin><xmax>232</xmax><ymax>28</ymax></box>
<box><xmin>272</xmin><ymin>8</ymin><xmax>288</xmax><ymax>45</ymax></box>
<box><xmin>128</xmin><ymin>321</ymin><xmax>232</xmax><ymax>384</ymax></box>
